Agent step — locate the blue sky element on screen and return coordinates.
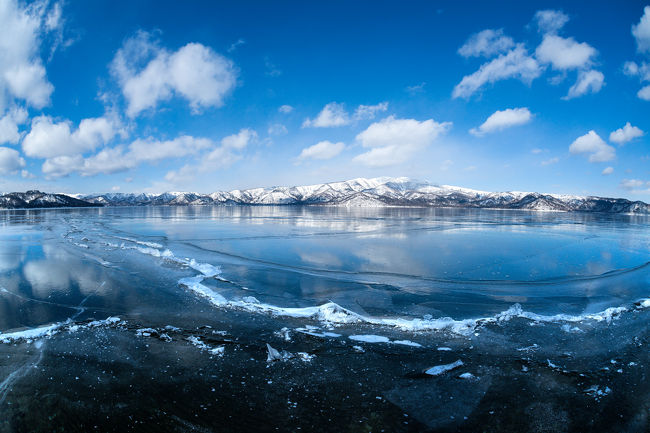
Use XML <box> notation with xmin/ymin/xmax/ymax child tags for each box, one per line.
<box><xmin>0</xmin><ymin>0</ymin><xmax>649</xmax><ymax>199</ymax></box>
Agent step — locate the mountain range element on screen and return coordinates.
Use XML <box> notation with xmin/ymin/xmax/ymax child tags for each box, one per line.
<box><xmin>0</xmin><ymin>190</ymin><xmax>100</xmax><ymax>209</ymax></box>
<box><xmin>80</xmin><ymin>177</ymin><xmax>648</xmax><ymax>213</ymax></box>
<box><xmin>1</xmin><ymin>178</ymin><xmax>648</xmax><ymax>213</ymax></box>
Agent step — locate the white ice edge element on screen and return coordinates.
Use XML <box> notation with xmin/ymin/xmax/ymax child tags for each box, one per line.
<box><xmin>181</xmin><ymin>274</ymin><xmax>649</xmax><ymax>336</ymax></box>
<box><xmin>0</xmin><ymin>317</ymin><xmax>122</xmax><ymax>343</ymax></box>
<box><xmin>118</xmin><ymin>238</ymin><xmax>650</xmax><ymax>337</ymax></box>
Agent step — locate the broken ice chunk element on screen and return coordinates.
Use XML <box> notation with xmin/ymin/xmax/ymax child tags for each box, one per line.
<box><xmin>425</xmin><ymin>360</ymin><xmax>464</xmax><ymax>376</ymax></box>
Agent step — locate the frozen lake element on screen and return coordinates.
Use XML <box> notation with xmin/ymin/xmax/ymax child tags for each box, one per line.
<box><xmin>1</xmin><ymin>206</ymin><xmax>650</xmax><ymax>432</ymax></box>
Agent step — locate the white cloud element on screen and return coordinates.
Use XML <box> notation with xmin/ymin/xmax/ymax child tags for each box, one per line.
<box><xmin>353</xmin><ymin>116</ymin><xmax>451</xmax><ymax>167</ymax></box>
<box><xmin>41</xmin><ymin>155</ymin><xmax>83</xmax><ymax>178</ymax></box>
<box><xmin>0</xmin><ymin>146</ymin><xmax>25</xmax><ymax>175</ymax></box>
<box><xmin>609</xmin><ymin>122</ymin><xmax>644</xmax><ymax>144</ymax></box>
<box><xmin>406</xmin><ymin>82</ymin><xmax>426</xmax><ymax>94</ymax></box>
<box><xmin>0</xmin><ymin>106</ymin><xmax>28</xmax><ymax>144</ymax></box>
<box><xmin>267</xmin><ymin>123</ymin><xmax>288</xmax><ymax>136</ymax></box>
<box><xmin>302</xmin><ymin>102</ymin><xmax>389</xmax><ymax>127</ymax></box>
<box><xmin>278</xmin><ymin>104</ymin><xmax>294</xmax><ymax>113</ymax></box>
<box><xmin>458</xmin><ymin>29</ymin><xmax>515</xmax><ymax>58</ymax></box>
<box><xmin>42</xmin><ymin>147</ymin><xmax>139</xmax><ymax>179</ymax></box>
<box><xmin>110</xmin><ymin>31</ymin><xmax>238</xmax><ymax>117</ymax></box>
<box><xmin>41</xmin><ymin>133</ymin><xmax>220</xmax><ymax>179</ymax></box>
<box><xmin>469</xmin><ymin>107</ymin><xmax>532</xmax><ymax>136</ymax></box>
<box><xmin>632</xmin><ymin>6</ymin><xmax>650</xmax><ymax>54</ymax></box>
<box><xmin>623</xmin><ymin>61</ymin><xmax>650</xmax><ymax>102</ymax></box>
<box><xmin>620</xmin><ymin>178</ymin><xmax>650</xmax><ymax>191</ymax></box>
<box><xmin>602</xmin><ymin>166</ymin><xmax>614</xmax><ymax>175</ymax></box>
<box><xmin>220</xmin><ymin>128</ymin><xmax>257</xmax><ymax>150</ymax></box>
<box><xmin>0</xmin><ymin>0</ymin><xmax>62</xmax><ymax>110</ymax></box>
<box><xmin>264</xmin><ymin>57</ymin><xmax>282</xmax><ymax>77</ymax></box>
<box><xmin>534</xmin><ymin>10</ymin><xmax>569</xmax><ymax>34</ymax></box>
<box><xmin>623</xmin><ymin>61</ymin><xmax>650</xmax><ymax>81</ymax></box>
<box><xmin>535</xmin><ymin>35</ymin><xmax>597</xmax><ymax>70</ymax></box>
<box><xmin>302</xmin><ymin>102</ymin><xmax>350</xmax><ymax>128</ymax></box>
<box><xmin>164</xmin><ymin>129</ymin><xmax>256</xmax><ymax>184</ymax></box>
<box><xmin>128</xmin><ymin>135</ymin><xmax>213</xmax><ymax>162</ymax></box>
<box><xmin>227</xmin><ymin>38</ymin><xmax>245</xmax><ymax>53</ymax></box>
<box><xmin>638</xmin><ymin>85</ymin><xmax>650</xmax><ymax>101</ymax></box>
<box><xmin>353</xmin><ymin>102</ymin><xmax>388</xmax><ymax>120</ymax></box>
<box><xmin>297</xmin><ymin>141</ymin><xmax>344</xmax><ymax>161</ymax></box>
<box><xmin>452</xmin><ymin>45</ymin><xmax>541</xmax><ymax>99</ymax></box>
<box><xmin>22</xmin><ymin>115</ymin><xmax>122</xmax><ymax>158</ymax></box>
<box><xmin>541</xmin><ymin>157</ymin><xmax>559</xmax><ymax>166</ymax></box>
<box><xmin>564</xmin><ymin>69</ymin><xmax>604</xmax><ymax>99</ymax></box>
<box><xmin>569</xmin><ymin>130</ymin><xmax>615</xmax><ymax>162</ymax></box>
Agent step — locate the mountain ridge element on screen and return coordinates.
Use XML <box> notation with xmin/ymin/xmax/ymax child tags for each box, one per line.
<box><xmin>2</xmin><ymin>178</ymin><xmax>648</xmax><ymax>213</ymax></box>
<box><xmin>73</xmin><ymin>177</ymin><xmax>649</xmax><ymax>214</ymax></box>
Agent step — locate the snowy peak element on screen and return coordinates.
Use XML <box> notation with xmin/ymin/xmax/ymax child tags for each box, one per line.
<box><xmin>77</xmin><ymin>177</ymin><xmax>650</xmax><ymax>214</ymax></box>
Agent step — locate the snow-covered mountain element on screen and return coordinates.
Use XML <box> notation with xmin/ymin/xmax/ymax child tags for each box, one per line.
<box><xmin>77</xmin><ymin>177</ymin><xmax>650</xmax><ymax>214</ymax></box>
<box><xmin>0</xmin><ymin>191</ymin><xmax>98</xmax><ymax>209</ymax></box>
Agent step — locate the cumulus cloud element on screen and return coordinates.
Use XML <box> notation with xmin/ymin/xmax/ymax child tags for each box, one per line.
<box><xmin>533</xmin><ymin>10</ymin><xmax>569</xmax><ymax>34</ymax></box>
<box><xmin>302</xmin><ymin>102</ymin><xmax>388</xmax><ymax>127</ymax></box>
<box><xmin>620</xmin><ymin>178</ymin><xmax>650</xmax><ymax>192</ymax></box>
<box><xmin>0</xmin><ymin>106</ymin><xmax>28</xmax><ymax>144</ymax></box>
<box><xmin>458</xmin><ymin>29</ymin><xmax>515</xmax><ymax>58</ymax></box>
<box><xmin>455</xmin><ymin>10</ymin><xmax>602</xmax><ymax>100</ymax></box>
<box><xmin>110</xmin><ymin>31</ymin><xmax>238</xmax><ymax>117</ymax></box>
<box><xmin>267</xmin><ymin>123</ymin><xmax>288</xmax><ymax>136</ymax></box>
<box><xmin>535</xmin><ymin>35</ymin><xmax>597</xmax><ymax>70</ymax></box>
<box><xmin>452</xmin><ymin>45</ymin><xmax>541</xmax><ymax>99</ymax></box>
<box><xmin>353</xmin><ymin>116</ymin><xmax>451</xmax><ymax>167</ymax></box>
<box><xmin>541</xmin><ymin>157</ymin><xmax>559</xmax><ymax>166</ymax></box>
<box><xmin>469</xmin><ymin>107</ymin><xmax>532</xmax><ymax>136</ymax></box>
<box><xmin>127</xmin><ymin>135</ymin><xmax>212</xmax><ymax>162</ymax></box>
<box><xmin>0</xmin><ymin>0</ymin><xmax>63</xmax><ymax>111</ymax></box>
<box><xmin>632</xmin><ymin>6</ymin><xmax>650</xmax><ymax>54</ymax></box>
<box><xmin>302</xmin><ymin>102</ymin><xmax>350</xmax><ymax>128</ymax></box>
<box><xmin>609</xmin><ymin>122</ymin><xmax>644</xmax><ymax>144</ymax></box>
<box><xmin>602</xmin><ymin>166</ymin><xmax>614</xmax><ymax>175</ymax></box>
<box><xmin>564</xmin><ymin>69</ymin><xmax>604</xmax><ymax>99</ymax></box>
<box><xmin>353</xmin><ymin>102</ymin><xmax>388</xmax><ymax>120</ymax></box>
<box><xmin>297</xmin><ymin>141</ymin><xmax>344</xmax><ymax>161</ymax></box>
<box><xmin>531</xmin><ymin>10</ymin><xmax>604</xmax><ymax>99</ymax></box>
<box><xmin>41</xmin><ymin>133</ymin><xmax>218</xmax><ymax>179</ymax></box>
<box><xmin>623</xmin><ymin>10</ymin><xmax>650</xmax><ymax>103</ymax></box>
<box><xmin>623</xmin><ymin>61</ymin><xmax>650</xmax><ymax>81</ymax></box>
<box><xmin>0</xmin><ymin>146</ymin><xmax>25</xmax><ymax>175</ymax></box>
<box><xmin>569</xmin><ymin>130</ymin><xmax>615</xmax><ymax>162</ymax></box>
<box><xmin>22</xmin><ymin>115</ymin><xmax>122</xmax><ymax>158</ymax></box>
<box><xmin>639</xmin><ymin>85</ymin><xmax>650</xmax><ymax>101</ymax></box>
<box><xmin>164</xmin><ymin>129</ymin><xmax>256</xmax><ymax>184</ymax></box>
